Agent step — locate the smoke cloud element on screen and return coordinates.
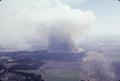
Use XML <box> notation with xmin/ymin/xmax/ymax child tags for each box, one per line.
<box><xmin>0</xmin><ymin>0</ymin><xmax>95</xmax><ymax>51</ymax></box>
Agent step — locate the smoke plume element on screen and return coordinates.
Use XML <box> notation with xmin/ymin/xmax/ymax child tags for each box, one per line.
<box><xmin>0</xmin><ymin>0</ymin><xmax>95</xmax><ymax>51</ymax></box>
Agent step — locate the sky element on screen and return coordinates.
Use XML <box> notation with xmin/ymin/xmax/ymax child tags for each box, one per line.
<box><xmin>0</xmin><ymin>0</ymin><xmax>120</xmax><ymax>50</ymax></box>
<box><xmin>0</xmin><ymin>0</ymin><xmax>120</xmax><ymax>36</ymax></box>
<box><xmin>64</xmin><ymin>0</ymin><xmax>120</xmax><ymax>36</ymax></box>
<box><xmin>78</xmin><ymin>0</ymin><xmax>120</xmax><ymax>36</ymax></box>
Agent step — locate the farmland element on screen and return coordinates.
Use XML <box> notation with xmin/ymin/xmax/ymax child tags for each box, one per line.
<box><xmin>40</xmin><ymin>62</ymin><xmax>81</xmax><ymax>81</ymax></box>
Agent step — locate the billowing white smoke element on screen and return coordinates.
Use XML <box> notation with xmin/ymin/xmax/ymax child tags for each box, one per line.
<box><xmin>0</xmin><ymin>0</ymin><xmax>95</xmax><ymax>51</ymax></box>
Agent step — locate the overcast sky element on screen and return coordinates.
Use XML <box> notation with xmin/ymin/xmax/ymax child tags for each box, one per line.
<box><xmin>0</xmin><ymin>0</ymin><xmax>120</xmax><ymax>49</ymax></box>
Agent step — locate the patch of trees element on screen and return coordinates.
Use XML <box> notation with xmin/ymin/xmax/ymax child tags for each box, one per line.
<box><xmin>0</xmin><ymin>64</ymin><xmax>44</xmax><ymax>81</ymax></box>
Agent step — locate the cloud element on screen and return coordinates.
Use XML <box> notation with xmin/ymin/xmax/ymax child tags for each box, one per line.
<box><xmin>0</xmin><ymin>0</ymin><xmax>95</xmax><ymax>50</ymax></box>
<box><xmin>59</xmin><ymin>0</ymin><xmax>88</xmax><ymax>5</ymax></box>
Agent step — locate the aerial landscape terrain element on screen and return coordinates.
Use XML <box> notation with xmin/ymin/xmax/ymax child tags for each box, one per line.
<box><xmin>0</xmin><ymin>36</ymin><xmax>120</xmax><ymax>81</ymax></box>
<box><xmin>0</xmin><ymin>0</ymin><xmax>120</xmax><ymax>81</ymax></box>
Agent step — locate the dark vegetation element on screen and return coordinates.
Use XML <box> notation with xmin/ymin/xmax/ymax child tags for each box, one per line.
<box><xmin>0</xmin><ymin>50</ymin><xmax>85</xmax><ymax>61</ymax></box>
<box><xmin>112</xmin><ymin>62</ymin><xmax>120</xmax><ymax>80</ymax></box>
<box><xmin>0</xmin><ymin>64</ymin><xmax>44</xmax><ymax>81</ymax></box>
<box><xmin>0</xmin><ymin>50</ymin><xmax>85</xmax><ymax>81</ymax></box>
